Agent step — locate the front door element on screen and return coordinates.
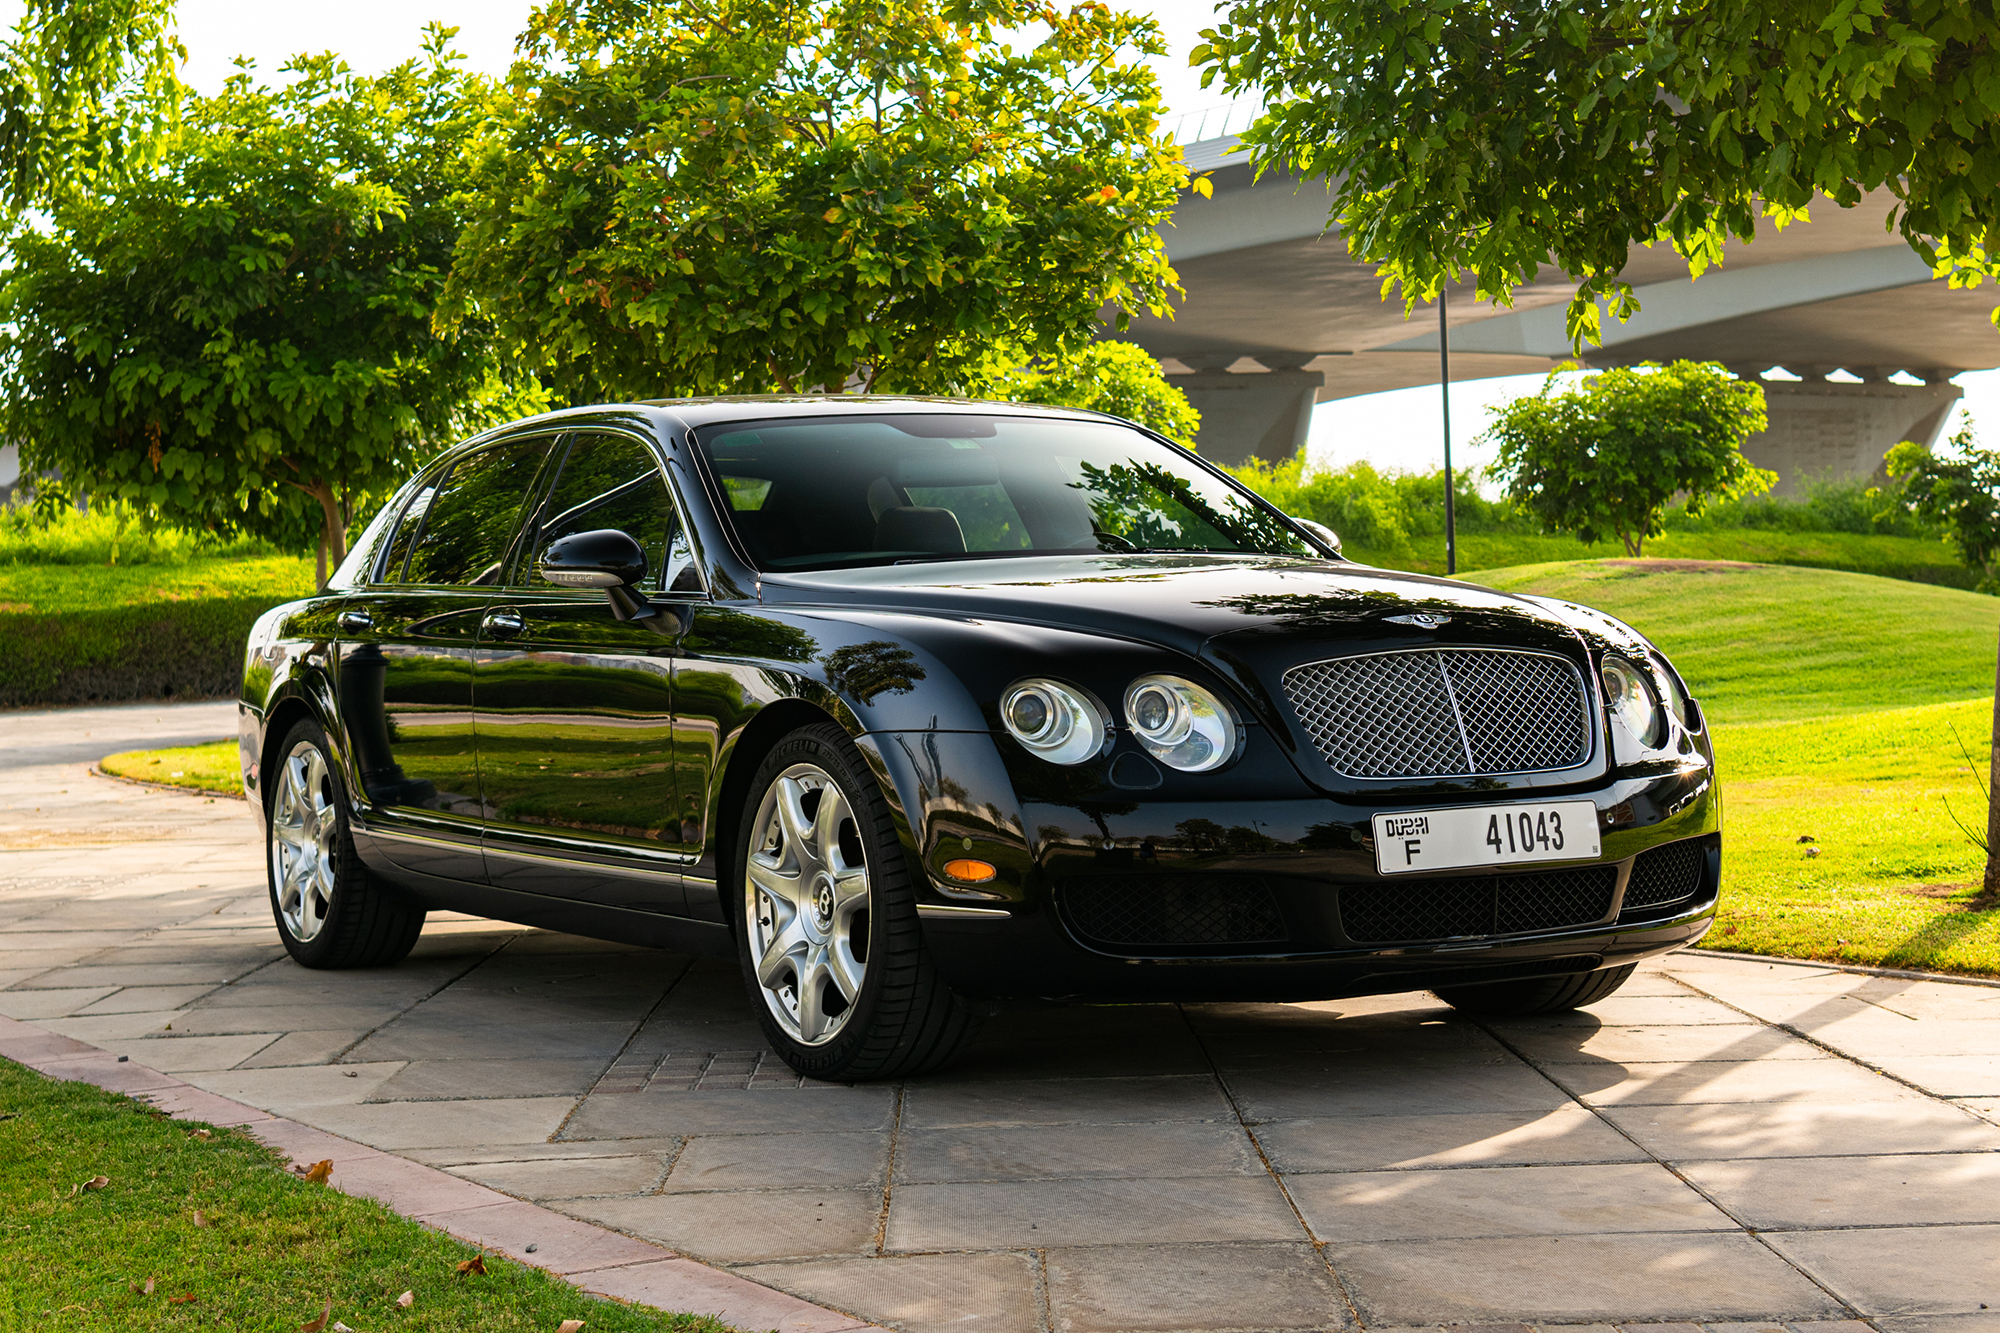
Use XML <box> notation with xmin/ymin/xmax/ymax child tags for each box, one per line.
<box><xmin>474</xmin><ymin>431</ymin><xmax>690</xmax><ymax>912</ymax></box>
<box><xmin>335</xmin><ymin>435</ymin><xmax>558</xmax><ymax>881</ymax></box>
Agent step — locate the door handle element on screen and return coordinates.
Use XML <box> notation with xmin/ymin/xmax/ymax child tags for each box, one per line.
<box><xmin>482</xmin><ymin>609</ymin><xmax>526</xmax><ymax>639</ymax></box>
<box><xmin>336</xmin><ymin>608</ymin><xmax>373</xmax><ymax>633</ymax></box>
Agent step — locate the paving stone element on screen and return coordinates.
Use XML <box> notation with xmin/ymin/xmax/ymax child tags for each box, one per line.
<box><xmin>297</xmin><ymin>1095</ymin><xmax>580</xmax><ymax>1149</ymax></box>
<box><xmin>896</xmin><ymin>1120</ymin><xmax>1263</xmax><ymax>1183</ymax></box>
<box><xmin>582</xmin><ymin>1258</ymin><xmax>879</xmax><ymax>1333</ymax></box>
<box><xmin>367</xmin><ymin>1057</ymin><xmax>608</xmax><ymax>1102</ymax></box>
<box><xmin>343</xmin><ymin>1018</ymin><xmax>639</xmax><ymax>1063</ymax></box>
<box><xmin>901</xmin><ymin>1075</ymin><xmax>1234</xmax><ymax>1129</ymax></box>
<box><xmin>182</xmin><ymin>1062</ymin><xmax>408</xmax><ymax>1108</ymax></box>
<box><xmin>1330</xmin><ymin>1233</ymin><xmax>1845</xmax><ymax>1325</ymax></box>
<box><xmin>448</xmin><ymin>1154</ymin><xmax>669</xmax><ymax>1199</ymax></box>
<box><xmin>1503</xmin><ymin>1025</ymin><xmax>1826</xmax><ymax>1064</ymax></box>
<box><xmin>1492</xmin><ymin>997</ymin><xmax>1755</xmax><ymax>1028</ymax></box>
<box><xmin>23</xmin><ymin>963</ymin><xmax>268</xmax><ymax>988</ymax></box>
<box><xmin>411</xmin><ymin>1137</ymin><xmax>685</xmax><ymax>1167</ymax></box>
<box><xmin>1256</xmin><ymin>1107</ymin><xmax>1645</xmax><ymax>1172</ymax></box>
<box><xmin>1698</xmin><ymin>1322</ymin><xmax>1795</xmax><ymax>1333</ymax></box>
<box><xmin>562</xmin><ymin>1188</ymin><xmax>882</xmax><ymax>1263</ymax></box>
<box><xmin>1288</xmin><ymin>1162</ymin><xmax>1733</xmax><ymax>1242</ymax></box>
<box><xmin>70</xmin><ymin>984</ymin><xmax>221</xmax><ymax>1014</ymax></box>
<box><xmin>0</xmin><ymin>986</ymin><xmax>118</xmax><ymax>1018</ymax></box>
<box><xmin>37</xmin><ymin>1010</ymin><xmax>183</xmax><ymax>1041</ymax></box>
<box><xmin>1877</xmin><ymin>1317</ymin><xmax>2000</xmax><ymax>1333</ymax></box>
<box><xmin>163</xmin><ymin>1004</ymin><xmax>402</xmax><ymax>1036</ymax></box>
<box><xmin>1227</xmin><ymin>1062</ymin><xmax>1577</xmax><ymax>1121</ymax></box>
<box><xmin>1767</xmin><ymin>1224</ymin><xmax>2000</xmax><ymax>1316</ymax></box>
<box><xmin>1557</xmin><ymin>1058</ymin><xmax>1927</xmax><ymax>1107</ymax></box>
<box><xmin>89</xmin><ymin>1031</ymin><xmax>278</xmax><ymax>1071</ymax></box>
<box><xmin>1865</xmin><ymin>1055</ymin><xmax>2000</xmax><ymax>1098</ymax></box>
<box><xmin>665</xmin><ymin>1131</ymin><xmax>886</xmax><ymax>1192</ymax></box>
<box><xmin>736</xmin><ymin>1252</ymin><xmax>1039</xmax><ymax>1333</ymax></box>
<box><xmin>413</xmin><ymin>1197</ymin><xmax>673</xmax><ymax>1275</ymax></box>
<box><xmin>1045</xmin><ymin>1241</ymin><xmax>1350</xmax><ymax>1332</ymax></box>
<box><xmin>562</xmin><ymin>1087</ymin><xmax>896</xmax><ymax>1139</ymax></box>
<box><xmin>1599</xmin><ymin>1100</ymin><xmax>2000</xmax><ymax>1161</ymax></box>
<box><xmin>1682</xmin><ymin>1152</ymin><xmax>2000</xmax><ymax>1229</ymax></box>
<box><xmin>235</xmin><ymin>1030</ymin><xmax>368</xmax><ymax>1068</ymax></box>
<box><xmin>885</xmin><ymin>1175</ymin><xmax>1300</xmax><ymax>1250</ymax></box>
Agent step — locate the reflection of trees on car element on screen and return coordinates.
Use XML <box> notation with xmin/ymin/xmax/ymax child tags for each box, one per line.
<box><xmin>1075</xmin><ymin>460</ymin><xmax>1307</xmax><ymax>554</ymax></box>
<box><xmin>824</xmin><ymin>641</ymin><xmax>927</xmax><ymax>704</ymax></box>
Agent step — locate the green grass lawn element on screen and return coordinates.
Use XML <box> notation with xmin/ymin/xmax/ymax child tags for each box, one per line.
<box><xmin>0</xmin><ymin>555</ymin><xmax>313</xmax><ymax>616</ymax></box>
<box><xmin>1465</xmin><ymin>558</ymin><xmax>2000</xmax><ymax>975</ymax></box>
<box><xmin>1352</xmin><ymin>528</ymin><xmax>1971</xmax><ymax>588</ymax></box>
<box><xmin>101</xmin><ymin>740</ymin><xmax>241</xmax><ymax>796</ymax></box>
<box><xmin>0</xmin><ymin>1060</ymin><xmax>727</xmax><ymax>1332</ymax></box>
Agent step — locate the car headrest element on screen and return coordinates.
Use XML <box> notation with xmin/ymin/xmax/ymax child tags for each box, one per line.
<box><xmin>874</xmin><ymin>506</ymin><xmax>966</xmax><ymax>554</ymax></box>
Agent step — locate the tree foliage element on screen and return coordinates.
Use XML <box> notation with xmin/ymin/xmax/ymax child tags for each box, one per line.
<box><xmin>0</xmin><ymin>32</ymin><xmax>538</xmax><ymax>583</ymax></box>
<box><xmin>442</xmin><ymin>0</ymin><xmax>1188</xmax><ymax>404</ymax></box>
<box><xmin>0</xmin><ymin>0</ymin><xmax>183</xmax><ymax>212</ymax></box>
<box><xmin>1193</xmin><ymin>0</ymin><xmax>2000</xmax><ymax>345</ymax></box>
<box><xmin>1889</xmin><ymin>422</ymin><xmax>2000</xmax><ymax>591</ymax></box>
<box><xmin>1483</xmin><ymin>362</ymin><xmax>1773</xmax><ymax>556</ymax></box>
<box><xmin>990</xmin><ymin>341</ymin><xmax>1201</xmax><ymax>447</ymax></box>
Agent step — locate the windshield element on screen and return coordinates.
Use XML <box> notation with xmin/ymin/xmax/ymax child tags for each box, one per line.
<box><xmin>693</xmin><ymin>414</ymin><xmax>1316</xmax><ymax>571</ymax></box>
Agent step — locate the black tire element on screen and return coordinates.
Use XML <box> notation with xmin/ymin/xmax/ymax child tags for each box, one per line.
<box><xmin>264</xmin><ymin>718</ymin><xmax>425</xmax><ymax>969</ymax></box>
<box><xmin>732</xmin><ymin>722</ymin><xmax>983</xmax><ymax>1081</ymax></box>
<box><xmin>1434</xmin><ymin>963</ymin><xmax>1637</xmax><ymax>1018</ymax></box>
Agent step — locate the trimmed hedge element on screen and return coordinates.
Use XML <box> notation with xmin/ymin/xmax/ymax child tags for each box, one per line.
<box><xmin>0</xmin><ymin>557</ymin><xmax>313</xmax><ymax>708</ymax></box>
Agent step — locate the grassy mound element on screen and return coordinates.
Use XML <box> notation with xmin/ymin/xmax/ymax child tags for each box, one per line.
<box><xmin>100</xmin><ymin>740</ymin><xmax>241</xmax><ymax>796</ymax></box>
<box><xmin>1467</xmin><ymin>558</ymin><xmax>1998</xmax><ymax>975</ymax></box>
<box><xmin>0</xmin><ymin>558</ymin><xmax>313</xmax><ymax>708</ymax></box>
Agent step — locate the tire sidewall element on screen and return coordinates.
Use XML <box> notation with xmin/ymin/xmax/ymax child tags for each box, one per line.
<box><xmin>732</xmin><ymin>726</ymin><xmax>903</xmax><ymax>1077</ymax></box>
<box><xmin>265</xmin><ymin>717</ymin><xmax>361</xmax><ymax>968</ymax></box>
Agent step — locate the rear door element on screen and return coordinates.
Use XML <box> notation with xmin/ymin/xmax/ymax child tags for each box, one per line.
<box><xmin>473</xmin><ymin>430</ymin><xmax>691</xmax><ymax>912</ymax></box>
<box><xmin>334</xmin><ymin>434</ymin><xmax>560</xmax><ymax>881</ymax></box>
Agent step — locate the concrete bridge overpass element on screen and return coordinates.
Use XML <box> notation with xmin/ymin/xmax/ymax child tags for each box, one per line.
<box><xmin>1126</xmin><ymin>125</ymin><xmax>2000</xmax><ymax>490</ymax></box>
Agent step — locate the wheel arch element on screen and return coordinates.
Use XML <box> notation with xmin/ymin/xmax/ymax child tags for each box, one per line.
<box><xmin>258</xmin><ymin>685</ymin><xmax>338</xmax><ymax>818</ymax></box>
<box><xmin>708</xmin><ymin>698</ymin><xmax>849</xmax><ymax>934</ymax></box>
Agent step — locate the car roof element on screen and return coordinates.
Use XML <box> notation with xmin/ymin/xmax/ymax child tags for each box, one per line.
<box><xmin>632</xmin><ymin>395</ymin><xmax>1112</xmax><ymax>429</ymax></box>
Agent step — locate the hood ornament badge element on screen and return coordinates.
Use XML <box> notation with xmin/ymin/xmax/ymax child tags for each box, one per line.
<box><xmin>1385</xmin><ymin>612</ymin><xmax>1452</xmax><ymax>629</ymax></box>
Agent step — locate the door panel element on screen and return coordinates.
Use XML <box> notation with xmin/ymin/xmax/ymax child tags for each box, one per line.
<box><xmin>474</xmin><ymin>431</ymin><xmax>688</xmax><ymax>911</ymax></box>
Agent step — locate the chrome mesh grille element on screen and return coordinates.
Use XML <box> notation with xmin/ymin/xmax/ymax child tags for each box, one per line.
<box><xmin>1282</xmin><ymin>649</ymin><xmax>1592</xmax><ymax>779</ymax></box>
<box><xmin>1623</xmin><ymin>838</ymin><xmax>1709</xmax><ymax>910</ymax></box>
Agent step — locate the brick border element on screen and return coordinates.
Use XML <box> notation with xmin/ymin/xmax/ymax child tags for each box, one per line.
<box><xmin>0</xmin><ymin>1014</ymin><xmax>883</xmax><ymax>1333</ymax></box>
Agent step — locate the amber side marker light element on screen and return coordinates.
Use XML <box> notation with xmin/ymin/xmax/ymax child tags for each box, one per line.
<box><xmin>943</xmin><ymin>858</ymin><xmax>998</xmax><ymax>884</ymax></box>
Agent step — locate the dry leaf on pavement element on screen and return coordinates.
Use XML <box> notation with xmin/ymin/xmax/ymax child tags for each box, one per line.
<box><xmin>395</xmin><ymin>1291</ymin><xmax>413</xmax><ymax>1308</ymax></box>
<box><xmin>300</xmin><ymin>1297</ymin><xmax>333</xmax><ymax>1332</ymax></box>
<box><xmin>455</xmin><ymin>1255</ymin><xmax>487</xmax><ymax>1277</ymax></box>
<box><xmin>302</xmin><ymin>1159</ymin><xmax>333</xmax><ymax>1185</ymax></box>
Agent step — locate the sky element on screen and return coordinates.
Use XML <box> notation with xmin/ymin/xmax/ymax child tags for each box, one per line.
<box><xmin>4</xmin><ymin>0</ymin><xmax>1994</xmax><ymax>478</ymax></box>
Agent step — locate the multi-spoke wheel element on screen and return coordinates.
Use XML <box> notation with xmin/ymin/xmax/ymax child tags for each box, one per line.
<box><xmin>734</xmin><ymin>723</ymin><xmax>984</xmax><ymax>1080</ymax></box>
<box><xmin>745</xmin><ymin>763</ymin><xmax>871</xmax><ymax>1045</ymax></box>
<box><xmin>263</xmin><ymin>718</ymin><xmax>425</xmax><ymax>969</ymax></box>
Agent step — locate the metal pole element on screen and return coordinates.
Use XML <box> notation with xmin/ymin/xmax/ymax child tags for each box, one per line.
<box><xmin>1440</xmin><ymin>286</ymin><xmax>1456</xmax><ymax>575</ymax></box>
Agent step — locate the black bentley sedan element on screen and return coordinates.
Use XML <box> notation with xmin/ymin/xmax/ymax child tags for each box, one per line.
<box><xmin>239</xmin><ymin>397</ymin><xmax>1720</xmax><ymax>1080</ymax></box>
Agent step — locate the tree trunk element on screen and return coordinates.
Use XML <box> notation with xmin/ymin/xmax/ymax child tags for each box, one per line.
<box><xmin>1987</xmin><ymin>619</ymin><xmax>2000</xmax><ymax>893</ymax></box>
<box><xmin>300</xmin><ymin>479</ymin><xmax>347</xmax><ymax>593</ymax></box>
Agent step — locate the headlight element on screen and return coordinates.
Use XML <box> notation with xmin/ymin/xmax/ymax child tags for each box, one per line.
<box><xmin>1000</xmin><ymin>679</ymin><xmax>1108</xmax><ymax>765</ymax></box>
<box><xmin>1600</xmin><ymin>655</ymin><xmax>1665</xmax><ymax>749</ymax></box>
<box><xmin>1123</xmin><ymin>675</ymin><xmax>1240</xmax><ymax>772</ymax></box>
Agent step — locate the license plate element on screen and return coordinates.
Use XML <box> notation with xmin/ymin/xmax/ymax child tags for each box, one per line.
<box><xmin>1372</xmin><ymin>800</ymin><xmax>1601</xmax><ymax>876</ymax></box>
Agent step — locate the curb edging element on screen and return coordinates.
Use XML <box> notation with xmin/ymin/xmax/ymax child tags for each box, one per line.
<box><xmin>1689</xmin><ymin>946</ymin><xmax>2000</xmax><ymax>989</ymax></box>
<box><xmin>0</xmin><ymin>1013</ymin><xmax>883</xmax><ymax>1333</ymax></box>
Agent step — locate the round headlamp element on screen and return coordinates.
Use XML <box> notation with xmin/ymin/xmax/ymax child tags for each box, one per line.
<box><xmin>1123</xmin><ymin>675</ymin><xmax>1240</xmax><ymax>772</ymax></box>
<box><xmin>1600</xmin><ymin>655</ymin><xmax>1666</xmax><ymax>749</ymax></box>
<box><xmin>1000</xmin><ymin>679</ymin><xmax>1107</xmax><ymax>765</ymax></box>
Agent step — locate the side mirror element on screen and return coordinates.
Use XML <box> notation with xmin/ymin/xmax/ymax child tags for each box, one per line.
<box><xmin>1291</xmin><ymin>516</ymin><xmax>1342</xmax><ymax>556</ymax></box>
<box><xmin>538</xmin><ymin>528</ymin><xmax>675</xmax><ymax>628</ymax></box>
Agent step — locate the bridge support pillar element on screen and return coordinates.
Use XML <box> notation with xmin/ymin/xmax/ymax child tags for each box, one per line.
<box><xmin>1167</xmin><ymin>361</ymin><xmax>1325</xmax><ymax>467</ymax></box>
<box><xmin>1729</xmin><ymin>374</ymin><xmax>1962</xmax><ymax>497</ymax></box>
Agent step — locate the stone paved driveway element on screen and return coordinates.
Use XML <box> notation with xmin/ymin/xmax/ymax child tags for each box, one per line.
<box><xmin>5</xmin><ymin>701</ymin><xmax>2000</xmax><ymax>1333</ymax></box>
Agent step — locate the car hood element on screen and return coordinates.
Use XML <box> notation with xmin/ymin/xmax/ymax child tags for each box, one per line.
<box><xmin>761</xmin><ymin>553</ymin><xmax>1586</xmax><ymax>661</ymax></box>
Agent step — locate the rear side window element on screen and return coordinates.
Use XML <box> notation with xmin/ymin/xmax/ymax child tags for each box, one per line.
<box><xmin>527</xmin><ymin>433</ymin><xmax>688</xmax><ymax>591</ymax></box>
<box><xmin>395</xmin><ymin>438</ymin><xmax>556</xmax><ymax>586</ymax></box>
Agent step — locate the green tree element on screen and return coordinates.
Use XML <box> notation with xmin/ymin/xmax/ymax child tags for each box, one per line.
<box><xmin>1483</xmin><ymin>362</ymin><xmax>1773</xmax><ymax>557</ymax></box>
<box><xmin>991</xmin><ymin>341</ymin><xmax>1201</xmax><ymax>447</ymax></box>
<box><xmin>0</xmin><ymin>32</ymin><xmax>540</xmax><ymax>584</ymax></box>
<box><xmin>441</xmin><ymin>0</ymin><xmax>1188</xmax><ymax>405</ymax></box>
<box><xmin>1889</xmin><ymin>424</ymin><xmax>2000</xmax><ymax>591</ymax></box>
<box><xmin>1192</xmin><ymin>0</ymin><xmax>2000</xmax><ymax>344</ymax></box>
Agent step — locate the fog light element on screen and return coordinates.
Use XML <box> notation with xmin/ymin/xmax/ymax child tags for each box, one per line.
<box><xmin>943</xmin><ymin>858</ymin><xmax>997</xmax><ymax>883</ymax></box>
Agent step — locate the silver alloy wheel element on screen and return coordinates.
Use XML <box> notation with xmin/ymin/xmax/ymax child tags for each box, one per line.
<box><xmin>270</xmin><ymin>739</ymin><xmax>339</xmax><ymax>943</ymax></box>
<box><xmin>744</xmin><ymin>762</ymin><xmax>869</xmax><ymax>1046</ymax></box>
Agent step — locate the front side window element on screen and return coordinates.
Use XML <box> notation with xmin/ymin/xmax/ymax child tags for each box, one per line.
<box><xmin>528</xmin><ymin>433</ymin><xmax>692</xmax><ymax>591</ymax></box>
<box><xmin>397</xmin><ymin>437</ymin><xmax>557</xmax><ymax>586</ymax></box>
<box><xmin>694</xmin><ymin>414</ymin><xmax>1313</xmax><ymax>571</ymax></box>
